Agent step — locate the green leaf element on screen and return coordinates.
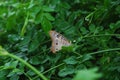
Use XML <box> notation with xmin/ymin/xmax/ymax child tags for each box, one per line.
<box><xmin>61</xmin><ymin>45</ymin><xmax>74</xmax><ymax>52</ymax></box>
<box><xmin>10</xmin><ymin>74</ymin><xmax>19</xmax><ymax>80</ymax></box>
<box><xmin>58</xmin><ymin>67</ymin><xmax>75</xmax><ymax>77</ymax></box>
<box><xmin>82</xmin><ymin>54</ymin><xmax>93</xmax><ymax>62</ymax></box>
<box><xmin>4</xmin><ymin>61</ymin><xmax>18</xmax><ymax>69</ymax></box>
<box><xmin>80</xmin><ymin>27</ymin><xmax>89</xmax><ymax>34</ymax></box>
<box><xmin>29</xmin><ymin>4</ymin><xmax>41</xmax><ymax>18</ymax></box>
<box><xmin>89</xmin><ymin>24</ymin><xmax>96</xmax><ymax>33</ymax></box>
<box><xmin>26</xmin><ymin>70</ymin><xmax>36</xmax><ymax>76</ymax></box>
<box><xmin>41</xmin><ymin>17</ymin><xmax>52</xmax><ymax>36</ymax></box>
<box><xmin>35</xmin><ymin>12</ymin><xmax>43</xmax><ymax>24</ymax></box>
<box><xmin>7</xmin><ymin>69</ymin><xmax>22</xmax><ymax>77</ymax></box>
<box><xmin>28</xmin><ymin>38</ymin><xmax>39</xmax><ymax>52</ymax></box>
<box><xmin>7</xmin><ymin>34</ymin><xmax>20</xmax><ymax>43</ymax></box>
<box><xmin>64</xmin><ymin>56</ymin><xmax>77</xmax><ymax>65</ymax></box>
<box><xmin>44</xmin><ymin>13</ymin><xmax>55</xmax><ymax>21</ymax></box>
<box><xmin>6</xmin><ymin>15</ymin><xmax>16</xmax><ymax>31</ymax></box>
<box><xmin>28</xmin><ymin>31</ymin><xmax>45</xmax><ymax>52</ymax></box>
<box><xmin>104</xmin><ymin>0</ymin><xmax>110</xmax><ymax>8</ymax></box>
<box><xmin>0</xmin><ymin>70</ymin><xmax>7</xmax><ymax>80</ymax></box>
<box><xmin>29</xmin><ymin>56</ymin><xmax>40</xmax><ymax>65</ymax></box>
<box><xmin>116</xmin><ymin>5</ymin><xmax>120</xmax><ymax>14</ymax></box>
<box><xmin>73</xmin><ymin>68</ymin><xmax>102</xmax><ymax>80</ymax></box>
<box><xmin>42</xmin><ymin>6</ymin><xmax>54</xmax><ymax>12</ymax></box>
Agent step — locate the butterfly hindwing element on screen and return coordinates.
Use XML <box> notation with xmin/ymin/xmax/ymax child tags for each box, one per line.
<box><xmin>49</xmin><ymin>30</ymin><xmax>71</xmax><ymax>53</ymax></box>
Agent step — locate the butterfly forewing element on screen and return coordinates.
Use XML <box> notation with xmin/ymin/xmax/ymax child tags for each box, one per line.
<box><xmin>49</xmin><ymin>30</ymin><xmax>71</xmax><ymax>53</ymax></box>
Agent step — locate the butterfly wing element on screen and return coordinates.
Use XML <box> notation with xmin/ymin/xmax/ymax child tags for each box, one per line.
<box><xmin>49</xmin><ymin>30</ymin><xmax>71</xmax><ymax>53</ymax></box>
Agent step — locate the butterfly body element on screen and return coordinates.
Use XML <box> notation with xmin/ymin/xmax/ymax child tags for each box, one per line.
<box><xmin>49</xmin><ymin>30</ymin><xmax>71</xmax><ymax>53</ymax></box>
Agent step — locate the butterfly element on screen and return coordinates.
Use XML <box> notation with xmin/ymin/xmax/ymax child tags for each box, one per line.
<box><xmin>49</xmin><ymin>30</ymin><xmax>71</xmax><ymax>53</ymax></box>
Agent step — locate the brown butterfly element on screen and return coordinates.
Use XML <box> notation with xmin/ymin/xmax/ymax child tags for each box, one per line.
<box><xmin>49</xmin><ymin>30</ymin><xmax>71</xmax><ymax>53</ymax></box>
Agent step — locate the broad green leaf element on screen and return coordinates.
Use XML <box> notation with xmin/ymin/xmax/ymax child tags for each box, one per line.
<box><xmin>104</xmin><ymin>0</ymin><xmax>110</xmax><ymax>8</ymax></box>
<box><xmin>73</xmin><ymin>68</ymin><xmax>102</xmax><ymax>80</ymax></box>
<box><xmin>35</xmin><ymin>12</ymin><xmax>43</xmax><ymax>24</ymax></box>
<box><xmin>82</xmin><ymin>54</ymin><xmax>93</xmax><ymax>62</ymax></box>
<box><xmin>0</xmin><ymin>70</ymin><xmax>7</xmax><ymax>80</ymax></box>
<box><xmin>116</xmin><ymin>5</ymin><xmax>120</xmax><ymax>14</ymax></box>
<box><xmin>28</xmin><ymin>38</ymin><xmax>39</xmax><ymax>52</ymax></box>
<box><xmin>7</xmin><ymin>69</ymin><xmax>22</xmax><ymax>77</ymax></box>
<box><xmin>44</xmin><ymin>13</ymin><xmax>55</xmax><ymax>21</ymax></box>
<box><xmin>80</xmin><ymin>27</ymin><xmax>89</xmax><ymax>34</ymax></box>
<box><xmin>4</xmin><ymin>61</ymin><xmax>18</xmax><ymax>69</ymax></box>
<box><xmin>41</xmin><ymin>17</ymin><xmax>52</xmax><ymax>36</ymax></box>
<box><xmin>89</xmin><ymin>24</ymin><xmax>96</xmax><ymax>33</ymax></box>
<box><xmin>58</xmin><ymin>67</ymin><xmax>75</xmax><ymax>77</ymax></box>
<box><xmin>29</xmin><ymin>56</ymin><xmax>40</xmax><ymax>65</ymax></box>
<box><xmin>26</xmin><ymin>70</ymin><xmax>36</xmax><ymax>76</ymax></box>
<box><xmin>42</xmin><ymin>6</ymin><xmax>54</xmax><ymax>12</ymax></box>
<box><xmin>64</xmin><ymin>56</ymin><xmax>77</xmax><ymax>65</ymax></box>
<box><xmin>28</xmin><ymin>31</ymin><xmax>45</xmax><ymax>52</ymax></box>
<box><xmin>61</xmin><ymin>45</ymin><xmax>74</xmax><ymax>52</ymax></box>
<box><xmin>6</xmin><ymin>15</ymin><xmax>16</xmax><ymax>31</ymax></box>
<box><xmin>7</xmin><ymin>34</ymin><xmax>20</xmax><ymax>43</ymax></box>
<box><xmin>10</xmin><ymin>74</ymin><xmax>19</xmax><ymax>80</ymax></box>
<box><xmin>29</xmin><ymin>5</ymin><xmax>41</xmax><ymax>18</ymax></box>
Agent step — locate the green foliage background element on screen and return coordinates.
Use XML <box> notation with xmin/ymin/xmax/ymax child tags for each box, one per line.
<box><xmin>0</xmin><ymin>0</ymin><xmax>120</xmax><ymax>80</ymax></box>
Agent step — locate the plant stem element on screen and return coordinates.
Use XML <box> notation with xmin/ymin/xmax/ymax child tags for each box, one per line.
<box><xmin>77</xmin><ymin>48</ymin><xmax>120</xmax><ymax>59</ymax></box>
<box><xmin>7</xmin><ymin>53</ymin><xmax>49</xmax><ymax>80</ymax></box>
<box><xmin>43</xmin><ymin>63</ymin><xmax>64</xmax><ymax>74</ymax></box>
<box><xmin>83</xmin><ymin>34</ymin><xmax>120</xmax><ymax>38</ymax></box>
<box><xmin>89</xmin><ymin>48</ymin><xmax>120</xmax><ymax>55</ymax></box>
<box><xmin>0</xmin><ymin>47</ymin><xmax>48</xmax><ymax>80</ymax></box>
<box><xmin>33</xmin><ymin>63</ymin><xmax>65</xmax><ymax>80</ymax></box>
<box><xmin>20</xmin><ymin>12</ymin><xmax>29</xmax><ymax>36</ymax></box>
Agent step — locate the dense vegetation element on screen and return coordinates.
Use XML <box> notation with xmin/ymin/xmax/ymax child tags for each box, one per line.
<box><xmin>0</xmin><ymin>0</ymin><xmax>120</xmax><ymax>80</ymax></box>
